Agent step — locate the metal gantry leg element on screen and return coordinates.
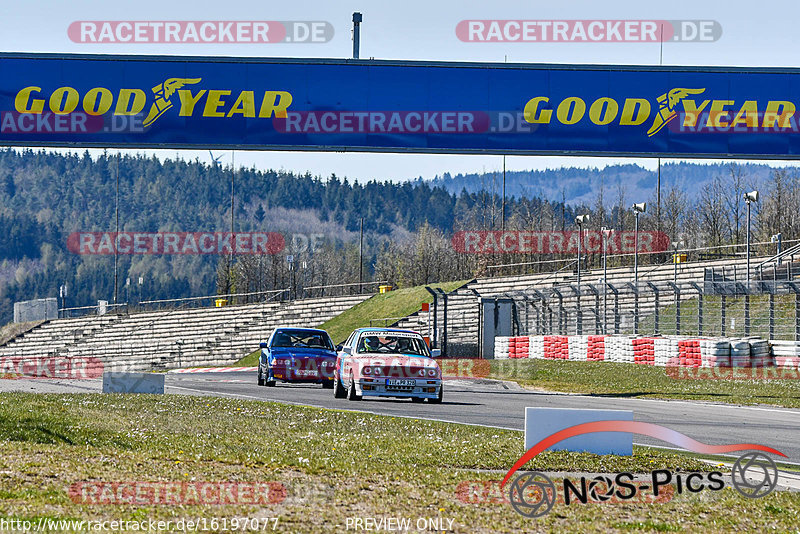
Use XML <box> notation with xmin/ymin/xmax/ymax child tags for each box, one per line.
<box><xmin>647</xmin><ymin>282</ymin><xmax>660</xmax><ymax>335</ymax></box>
<box><xmin>691</xmin><ymin>282</ymin><xmax>704</xmax><ymax>337</ymax></box>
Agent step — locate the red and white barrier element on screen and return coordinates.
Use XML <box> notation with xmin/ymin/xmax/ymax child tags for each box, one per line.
<box><xmin>568</xmin><ymin>335</ymin><xmax>588</xmax><ymax>361</ymax></box>
<box><xmin>654</xmin><ymin>337</ymin><xmax>679</xmax><ymax>367</ymax></box>
<box><xmin>587</xmin><ymin>335</ymin><xmax>606</xmax><ymax>361</ymax></box>
<box><xmin>494</xmin><ymin>336</ymin><xmax>510</xmax><ymax>359</ymax></box>
<box><xmin>632</xmin><ymin>337</ymin><xmax>655</xmax><ymax>365</ymax></box>
<box><xmin>492</xmin><ymin>334</ymin><xmax>786</xmax><ymax>369</ymax></box>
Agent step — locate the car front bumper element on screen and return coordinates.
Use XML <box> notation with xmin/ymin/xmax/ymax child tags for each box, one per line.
<box><xmin>355</xmin><ymin>377</ymin><xmax>442</xmax><ymax>398</ymax></box>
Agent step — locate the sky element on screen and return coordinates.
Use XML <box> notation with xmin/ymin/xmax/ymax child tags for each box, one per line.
<box><xmin>2</xmin><ymin>0</ymin><xmax>800</xmax><ymax>181</ymax></box>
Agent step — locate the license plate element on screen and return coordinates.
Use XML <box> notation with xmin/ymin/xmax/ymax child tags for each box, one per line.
<box><xmin>296</xmin><ymin>370</ymin><xmax>318</xmax><ymax>377</ymax></box>
<box><xmin>386</xmin><ymin>379</ymin><xmax>416</xmax><ymax>387</ymax></box>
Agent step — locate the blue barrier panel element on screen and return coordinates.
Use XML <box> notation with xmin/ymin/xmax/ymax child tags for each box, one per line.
<box><xmin>2</xmin><ymin>53</ymin><xmax>800</xmax><ymax>158</ymax></box>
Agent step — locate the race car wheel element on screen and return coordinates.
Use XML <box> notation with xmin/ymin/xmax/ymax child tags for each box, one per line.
<box><xmin>333</xmin><ymin>369</ymin><xmax>347</xmax><ymax>398</ymax></box>
<box><xmin>265</xmin><ymin>367</ymin><xmax>276</xmax><ymax>387</ymax></box>
<box><xmin>347</xmin><ymin>374</ymin><xmax>362</xmax><ymax>401</ymax></box>
<box><xmin>334</xmin><ymin>374</ymin><xmax>347</xmax><ymax>398</ymax></box>
<box><xmin>257</xmin><ymin>365</ymin><xmax>265</xmax><ymax>386</ymax></box>
<box><xmin>428</xmin><ymin>386</ymin><xmax>443</xmax><ymax>404</ymax></box>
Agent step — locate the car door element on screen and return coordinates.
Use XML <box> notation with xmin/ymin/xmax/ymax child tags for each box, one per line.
<box><xmin>338</xmin><ymin>331</ymin><xmax>357</xmax><ymax>379</ymax></box>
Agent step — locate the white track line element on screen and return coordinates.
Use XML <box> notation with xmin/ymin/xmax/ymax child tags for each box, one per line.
<box><xmin>169</xmin><ymin>383</ymin><xmax>800</xmax><ymax>466</ymax></box>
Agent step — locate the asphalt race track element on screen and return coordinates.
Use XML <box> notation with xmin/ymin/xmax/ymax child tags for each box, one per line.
<box><xmin>167</xmin><ymin>372</ymin><xmax>800</xmax><ymax>463</ymax></box>
<box><xmin>2</xmin><ymin>372</ymin><xmax>798</xmax><ymax>463</ymax></box>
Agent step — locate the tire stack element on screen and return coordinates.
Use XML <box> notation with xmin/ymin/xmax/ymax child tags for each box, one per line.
<box><xmin>699</xmin><ymin>338</ymin><xmax>731</xmax><ymax>368</ymax></box>
<box><xmin>568</xmin><ymin>335</ymin><xmax>588</xmax><ymax>361</ymax></box>
<box><xmin>544</xmin><ymin>335</ymin><xmax>569</xmax><ymax>360</ymax></box>
<box><xmin>654</xmin><ymin>337</ymin><xmax>679</xmax><ymax>367</ymax></box>
<box><xmin>606</xmin><ymin>336</ymin><xmax>635</xmax><ymax>363</ymax></box>
<box><xmin>514</xmin><ymin>336</ymin><xmax>530</xmax><ymax>359</ymax></box>
<box><xmin>678</xmin><ymin>339</ymin><xmax>702</xmax><ymax>367</ymax></box>
<box><xmin>494</xmin><ymin>337</ymin><xmax>510</xmax><ymax>359</ymax></box>
<box><xmin>587</xmin><ymin>335</ymin><xmax>606</xmax><ymax>361</ymax></box>
<box><xmin>730</xmin><ymin>339</ymin><xmax>752</xmax><ymax>368</ymax></box>
<box><xmin>529</xmin><ymin>336</ymin><xmax>545</xmax><ymax>359</ymax></box>
<box><xmin>748</xmin><ymin>338</ymin><xmax>772</xmax><ymax>368</ymax></box>
<box><xmin>771</xmin><ymin>340</ymin><xmax>800</xmax><ymax>369</ymax></box>
<box><xmin>633</xmin><ymin>337</ymin><xmax>656</xmax><ymax>365</ymax></box>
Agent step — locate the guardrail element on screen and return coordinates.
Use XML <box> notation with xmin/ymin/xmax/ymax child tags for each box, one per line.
<box><xmin>58</xmin><ymin>303</ymin><xmax>128</xmax><ymax>319</ymax></box>
<box><xmin>301</xmin><ymin>280</ymin><xmax>387</xmax><ymax>298</ymax></box>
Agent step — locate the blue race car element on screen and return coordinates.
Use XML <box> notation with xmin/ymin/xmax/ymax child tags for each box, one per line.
<box><xmin>258</xmin><ymin>327</ymin><xmax>337</xmax><ymax>388</ymax></box>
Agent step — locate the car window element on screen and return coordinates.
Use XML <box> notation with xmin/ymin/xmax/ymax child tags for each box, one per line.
<box><xmin>356</xmin><ymin>334</ymin><xmax>430</xmax><ymax>356</ymax></box>
<box><xmin>270</xmin><ymin>330</ymin><xmax>334</xmax><ymax>350</ymax></box>
<box><xmin>344</xmin><ymin>331</ymin><xmax>356</xmax><ymax>349</ymax></box>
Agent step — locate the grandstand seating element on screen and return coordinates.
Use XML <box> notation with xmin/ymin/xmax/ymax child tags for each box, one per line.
<box><xmin>3</xmin><ymin>254</ymin><xmax>796</xmax><ymax>370</ymax></box>
<box><xmin>0</xmin><ymin>294</ymin><xmax>370</xmax><ymax>371</ymax></box>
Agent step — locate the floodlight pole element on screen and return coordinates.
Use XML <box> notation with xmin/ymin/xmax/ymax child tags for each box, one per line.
<box><xmin>634</xmin><ymin>210</ymin><xmax>640</xmax><ymax>288</ymax></box>
<box><xmin>601</xmin><ymin>227</ymin><xmax>611</xmax><ymax>333</ymax></box>
<box><xmin>746</xmin><ymin>199</ymin><xmax>752</xmax><ymax>284</ymax></box>
<box><xmin>359</xmin><ymin>217</ymin><xmax>364</xmax><ymax>293</ymax></box>
<box><xmin>576</xmin><ymin>224</ymin><xmax>582</xmax><ymax>289</ymax></box>
<box><xmin>113</xmin><ymin>156</ymin><xmax>119</xmax><ymax>305</ymax></box>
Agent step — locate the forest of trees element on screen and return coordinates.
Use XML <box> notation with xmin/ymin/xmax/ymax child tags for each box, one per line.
<box><xmin>0</xmin><ymin>147</ymin><xmax>797</xmax><ymax>325</ymax></box>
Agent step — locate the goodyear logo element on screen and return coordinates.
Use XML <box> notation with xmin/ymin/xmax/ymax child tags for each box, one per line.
<box><xmin>13</xmin><ymin>78</ymin><xmax>293</xmax><ymax>127</ymax></box>
<box><xmin>523</xmin><ymin>89</ymin><xmax>798</xmax><ymax>135</ymax></box>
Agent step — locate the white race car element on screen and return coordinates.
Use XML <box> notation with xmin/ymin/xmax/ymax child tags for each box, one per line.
<box><xmin>333</xmin><ymin>328</ymin><xmax>443</xmax><ymax>403</ymax></box>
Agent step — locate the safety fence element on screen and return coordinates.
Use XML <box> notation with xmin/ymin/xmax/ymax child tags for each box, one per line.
<box><xmin>508</xmin><ymin>280</ymin><xmax>800</xmax><ymax>341</ymax></box>
<box><xmin>494</xmin><ymin>335</ymin><xmax>800</xmax><ymax>369</ymax></box>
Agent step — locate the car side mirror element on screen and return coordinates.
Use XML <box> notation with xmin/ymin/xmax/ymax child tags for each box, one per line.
<box><xmin>259</xmin><ymin>342</ymin><xmax>268</xmax><ymax>349</ymax></box>
<box><xmin>336</xmin><ymin>344</ymin><xmax>343</xmax><ymax>352</ymax></box>
<box><xmin>431</xmin><ymin>349</ymin><xmax>441</xmax><ymax>358</ymax></box>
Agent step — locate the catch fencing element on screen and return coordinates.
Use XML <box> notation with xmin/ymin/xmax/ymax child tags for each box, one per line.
<box><xmin>505</xmin><ymin>279</ymin><xmax>800</xmax><ymax>342</ymax></box>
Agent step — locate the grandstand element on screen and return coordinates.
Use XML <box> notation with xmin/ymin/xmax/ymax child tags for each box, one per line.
<box><xmin>0</xmin><ymin>294</ymin><xmax>369</xmax><ymax>371</ymax></box>
<box><xmin>2</xmin><ymin>252</ymin><xmax>798</xmax><ymax>370</ymax></box>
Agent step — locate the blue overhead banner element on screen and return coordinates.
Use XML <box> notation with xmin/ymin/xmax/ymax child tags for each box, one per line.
<box><xmin>3</xmin><ymin>53</ymin><xmax>800</xmax><ymax>158</ymax></box>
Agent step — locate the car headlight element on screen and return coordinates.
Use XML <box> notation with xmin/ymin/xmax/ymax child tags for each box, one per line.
<box><xmin>373</xmin><ymin>367</ymin><xmax>383</xmax><ymax>375</ymax></box>
<box><xmin>363</xmin><ymin>366</ymin><xmax>372</xmax><ymax>375</ymax></box>
<box><xmin>418</xmin><ymin>369</ymin><xmax>426</xmax><ymax>377</ymax></box>
<box><xmin>427</xmin><ymin>368</ymin><xmax>438</xmax><ymax>378</ymax></box>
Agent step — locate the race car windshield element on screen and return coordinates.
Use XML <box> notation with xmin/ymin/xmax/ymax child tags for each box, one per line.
<box><xmin>357</xmin><ymin>335</ymin><xmax>430</xmax><ymax>356</ymax></box>
<box><xmin>270</xmin><ymin>330</ymin><xmax>334</xmax><ymax>350</ymax></box>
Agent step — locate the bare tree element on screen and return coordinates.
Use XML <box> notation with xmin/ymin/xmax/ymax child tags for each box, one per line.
<box><xmin>697</xmin><ymin>176</ymin><xmax>729</xmax><ymax>247</ymax></box>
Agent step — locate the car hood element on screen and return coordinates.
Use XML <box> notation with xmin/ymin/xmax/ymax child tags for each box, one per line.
<box><xmin>269</xmin><ymin>347</ymin><xmax>337</xmax><ymax>359</ymax></box>
<box><xmin>350</xmin><ymin>353</ymin><xmax>439</xmax><ymax>368</ymax></box>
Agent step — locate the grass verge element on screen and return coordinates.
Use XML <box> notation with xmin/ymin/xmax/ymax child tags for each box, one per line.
<box><xmin>235</xmin><ymin>280</ymin><xmax>470</xmax><ymax>366</ymax></box>
<box><xmin>490</xmin><ymin>359</ymin><xmax>800</xmax><ymax>408</ymax></box>
<box><xmin>2</xmin><ymin>393</ymin><xmax>797</xmax><ymax>533</ymax></box>
<box><xmin>318</xmin><ymin>280</ymin><xmax>470</xmax><ymax>344</ymax></box>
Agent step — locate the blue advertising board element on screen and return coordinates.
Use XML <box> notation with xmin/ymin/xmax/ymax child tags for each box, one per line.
<box><xmin>2</xmin><ymin>52</ymin><xmax>800</xmax><ymax>158</ymax></box>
